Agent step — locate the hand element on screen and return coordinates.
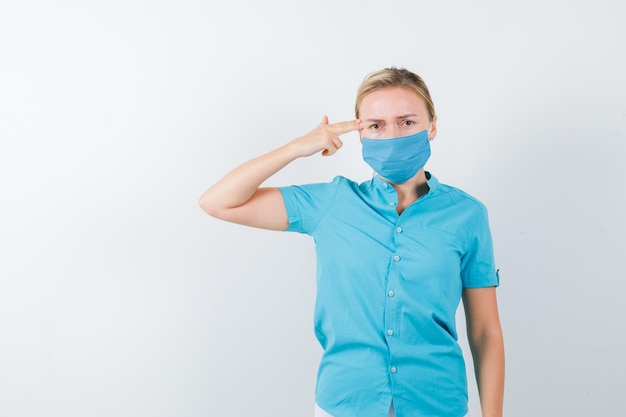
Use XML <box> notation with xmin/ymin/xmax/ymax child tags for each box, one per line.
<box><xmin>290</xmin><ymin>116</ymin><xmax>361</xmax><ymax>157</ymax></box>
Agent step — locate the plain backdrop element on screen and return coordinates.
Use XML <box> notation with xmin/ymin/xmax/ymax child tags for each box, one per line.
<box><xmin>1</xmin><ymin>1</ymin><xmax>625</xmax><ymax>416</ymax></box>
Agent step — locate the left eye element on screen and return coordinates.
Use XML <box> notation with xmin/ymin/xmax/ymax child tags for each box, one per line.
<box><xmin>403</xmin><ymin>120</ymin><xmax>413</xmax><ymax>126</ymax></box>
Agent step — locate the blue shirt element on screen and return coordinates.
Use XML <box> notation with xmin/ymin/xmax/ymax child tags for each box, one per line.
<box><xmin>279</xmin><ymin>173</ymin><xmax>498</xmax><ymax>417</ymax></box>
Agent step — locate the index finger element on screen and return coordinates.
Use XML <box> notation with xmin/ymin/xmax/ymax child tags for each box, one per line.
<box><xmin>329</xmin><ymin>119</ymin><xmax>361</xmax><ymax>135</ymax></box>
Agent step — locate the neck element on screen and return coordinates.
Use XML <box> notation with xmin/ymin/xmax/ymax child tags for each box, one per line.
<box><xmin>389</xmin><ymin>170</ymin><xmax>429</xmax><ymax>214</ymax></box>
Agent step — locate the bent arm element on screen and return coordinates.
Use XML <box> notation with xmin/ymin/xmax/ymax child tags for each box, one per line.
<box><xmin>462</xmin><ymin>286</ymin><xmax>505</xmax><ymax>417</ymax></box>
<box><xmin>198</xmin><ymin>117</ymin><xmax>360</xmax><ymax>230</ymax></box>
<box><xmin>199</xmin><ymin>143</ymin><xmax>298</xmax><ymax>230</ymax></box>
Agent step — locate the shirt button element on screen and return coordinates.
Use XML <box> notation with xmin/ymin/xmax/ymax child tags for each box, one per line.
<box><xmin>390</xmin><ymin>366</ymin><xmax>397</xmax><ymax>373</ymax></box>
<box><xmin>396</xmin><ymin>227</ymin><xmax>402</xmax><ymax>233</ymax></box>
<box><xmin>388</xmin><ymin>290</ymin><xmax>395</xmax><ymax>297</ymax></box>
<box><xmin>382</xmin><ymin>183</ymin><xmax>389</xmax><ymax>188</ymax></box>
<box><xmin>388</xmin><ymin>201</ymin><xmax>395</xmax><ymax>206</ymax></box>
<box><xmin>393</xmin><ymin>255</ymin><xmax>400</xmax><ymax>262</ymax></box>
<box><xmin>387</xmin><ymin>329</ymin><xmax>394</xmax><ymax>336</ymax></box>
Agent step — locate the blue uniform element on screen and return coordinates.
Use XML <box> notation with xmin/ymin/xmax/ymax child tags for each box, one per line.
<box><xmin>279</xmin><ymin>173</ymin><xmax>498</xmax><ymax>417</ymax></box>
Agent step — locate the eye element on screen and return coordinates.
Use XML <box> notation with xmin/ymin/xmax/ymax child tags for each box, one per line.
<box><xmin>369</xmin><ymin>123</ymin><xmax>381</xmax><ymax>130</ymax></box>
<box><xmin>403</xmin><ymin>120</ymin><xmax>414</xmax><ymax>126</ymax></box>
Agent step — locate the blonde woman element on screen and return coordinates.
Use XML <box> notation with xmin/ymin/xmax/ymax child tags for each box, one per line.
<box><xmin>200</xmin><ymin>68</ymin><xmax>504</xmax><ymax>417</ymax></box>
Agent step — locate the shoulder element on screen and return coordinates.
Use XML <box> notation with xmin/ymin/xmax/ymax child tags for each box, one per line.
<box><xmin>438</xmin><ymin>182</ymin><xmax>488</xmax><ymax>212</ymax></box>
<box><xmin>281</xmin><ymin>175</ymin><xmax>357</xmax><ymax>191</ymax></box>
<box><xmin>279</xmin><ymin>175</ymin><xmax>362</xmax><ymax>201</ymax></box>
<box><xmin>428</xmin><ymin>172</ymin><xmax>488</xmax><ymax>212</ymax></box>
<box><xmin>427</xmin><ymin>175</ymin><xmax>490</xmax><ymax>229</ymax></box>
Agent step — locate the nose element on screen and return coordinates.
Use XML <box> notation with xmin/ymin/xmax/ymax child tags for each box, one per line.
<box><xmin>383</xmin><ymin>124</ymin><xmax>401</xmax><ymax>139</ymax></box>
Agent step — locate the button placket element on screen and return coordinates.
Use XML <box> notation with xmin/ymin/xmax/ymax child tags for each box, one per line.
<box><xmin>386</xmin><ymin>220</ymin><xmax>402</xmax><ymax>378</ymax></box>
<box><xmin>380</xmin><ymin>181</ymin><xmax>397</xmax><ymax>207</ymax></box>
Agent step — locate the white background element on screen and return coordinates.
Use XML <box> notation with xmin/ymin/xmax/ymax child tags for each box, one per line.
<box><xmin>1</xmin><ymin>1</ymin><xmax>625</xmax><ymax>416</ymax></box>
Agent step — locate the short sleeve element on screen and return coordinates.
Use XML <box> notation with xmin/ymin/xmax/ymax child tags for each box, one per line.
<box><xmin>460</xmin><ymin>205</ymin><xmax>499</xmax><ymax>288</ymax></box>
<box><xmin>278</xmin><ymin>178</ymin><xmax>342</xmax><ymax>235</ymax></box>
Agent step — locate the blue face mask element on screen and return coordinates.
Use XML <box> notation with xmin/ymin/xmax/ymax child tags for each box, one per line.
<box><xmin>361</xmin><ymin>130</ymin><xmax>431</xmax><ymax>184</ymax></box>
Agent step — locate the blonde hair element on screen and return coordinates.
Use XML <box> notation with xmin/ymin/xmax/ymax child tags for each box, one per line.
<box><xmin>355</xmin><ymin>67</ymin><xmax>436</xmax><ymax>121</ymax></box>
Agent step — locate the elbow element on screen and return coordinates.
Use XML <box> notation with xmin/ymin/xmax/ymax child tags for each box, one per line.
<box><xmin>469</xmin><ymin>327</ymin><xmax>504</xmax><ymax>353</ymax></box>
<box><xmin>198</xmin><ymin>196</ymin><xmax>212</xmax><ymax>215</ymax></box>
<box><xmin>198</xmin><ymin>193</ymin><xmax>222</xmax><ymax>218</ymax></box>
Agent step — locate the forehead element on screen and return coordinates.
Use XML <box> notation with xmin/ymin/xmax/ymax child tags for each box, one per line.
<box><xmin>359</xmin><ymin>87</ymin><xmax>428</xmax><ymax>117</ymax></box>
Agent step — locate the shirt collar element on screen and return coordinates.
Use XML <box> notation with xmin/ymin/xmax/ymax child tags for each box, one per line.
<box><xmin>372</xmin><ymin>171</ymin><xmax>440</xmax><ymax>195</ymax></box>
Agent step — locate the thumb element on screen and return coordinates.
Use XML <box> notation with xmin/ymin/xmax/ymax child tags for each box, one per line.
<box><xmin>319</xmin><ymin>115</ymin><xmax>329</xmax><ymax>126</ymax></box>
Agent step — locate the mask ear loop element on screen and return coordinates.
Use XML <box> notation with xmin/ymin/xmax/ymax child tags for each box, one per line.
<box><xmin>359</xmin><ymin>132</ymin><xmax>378</xmax><ymax>179</ymax></box>
<box><xmin>427</xmin><ymin>116</ymin><xmax>438</xmax><ymax>141</ymax></box>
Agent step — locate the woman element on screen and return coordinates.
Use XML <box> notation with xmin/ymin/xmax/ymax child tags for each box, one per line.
<box><xmin>199</xmin><ymin>68</ymin><xmax>504</xmax><ymax>417</ymax></box>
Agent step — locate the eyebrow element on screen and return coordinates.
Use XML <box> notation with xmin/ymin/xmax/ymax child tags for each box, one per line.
<box><xmin>364</xmin><ymin>114</ymin><xmax>419</xmax><ymax>122</ymax></box>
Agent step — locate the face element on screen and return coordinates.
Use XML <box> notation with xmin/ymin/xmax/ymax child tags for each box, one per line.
<box><xmin>359</xmin><ymin>87</ymin><xmax>437</xmax><ymax>140</ymax></box>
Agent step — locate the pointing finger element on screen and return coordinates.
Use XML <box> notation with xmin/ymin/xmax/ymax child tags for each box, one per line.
<box><xmin>329</xmin><ymin>119</ymin><xmax>361</xmax><ymax>135</ymax></box>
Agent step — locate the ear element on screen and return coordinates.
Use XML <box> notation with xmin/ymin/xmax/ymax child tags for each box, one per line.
<box><xmin>428</xmin><ymin>115</ymin><xmax>438</xmax><ymax>141</ymax></box>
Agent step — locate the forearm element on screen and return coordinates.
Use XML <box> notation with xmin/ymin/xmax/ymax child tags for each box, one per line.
<box><xmin>470</xmin><ymin>331</ymin><xmax>505</xmax><ymax>417</ymax></box>
<box><xmin>198</xmin><ymin>117</ymin><xmax>359</xmax><ymax>228</ymax></box>
<box><xmin>199</xmin><ymin>141</ymin><xmax>300</xmax><ymax>215</ymax></box>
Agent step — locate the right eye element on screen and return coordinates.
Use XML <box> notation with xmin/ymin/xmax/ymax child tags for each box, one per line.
<box><xmin>369</xmin><ymin>123</ymin><xmax>381</xmax><ymax>130</ymax></box>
